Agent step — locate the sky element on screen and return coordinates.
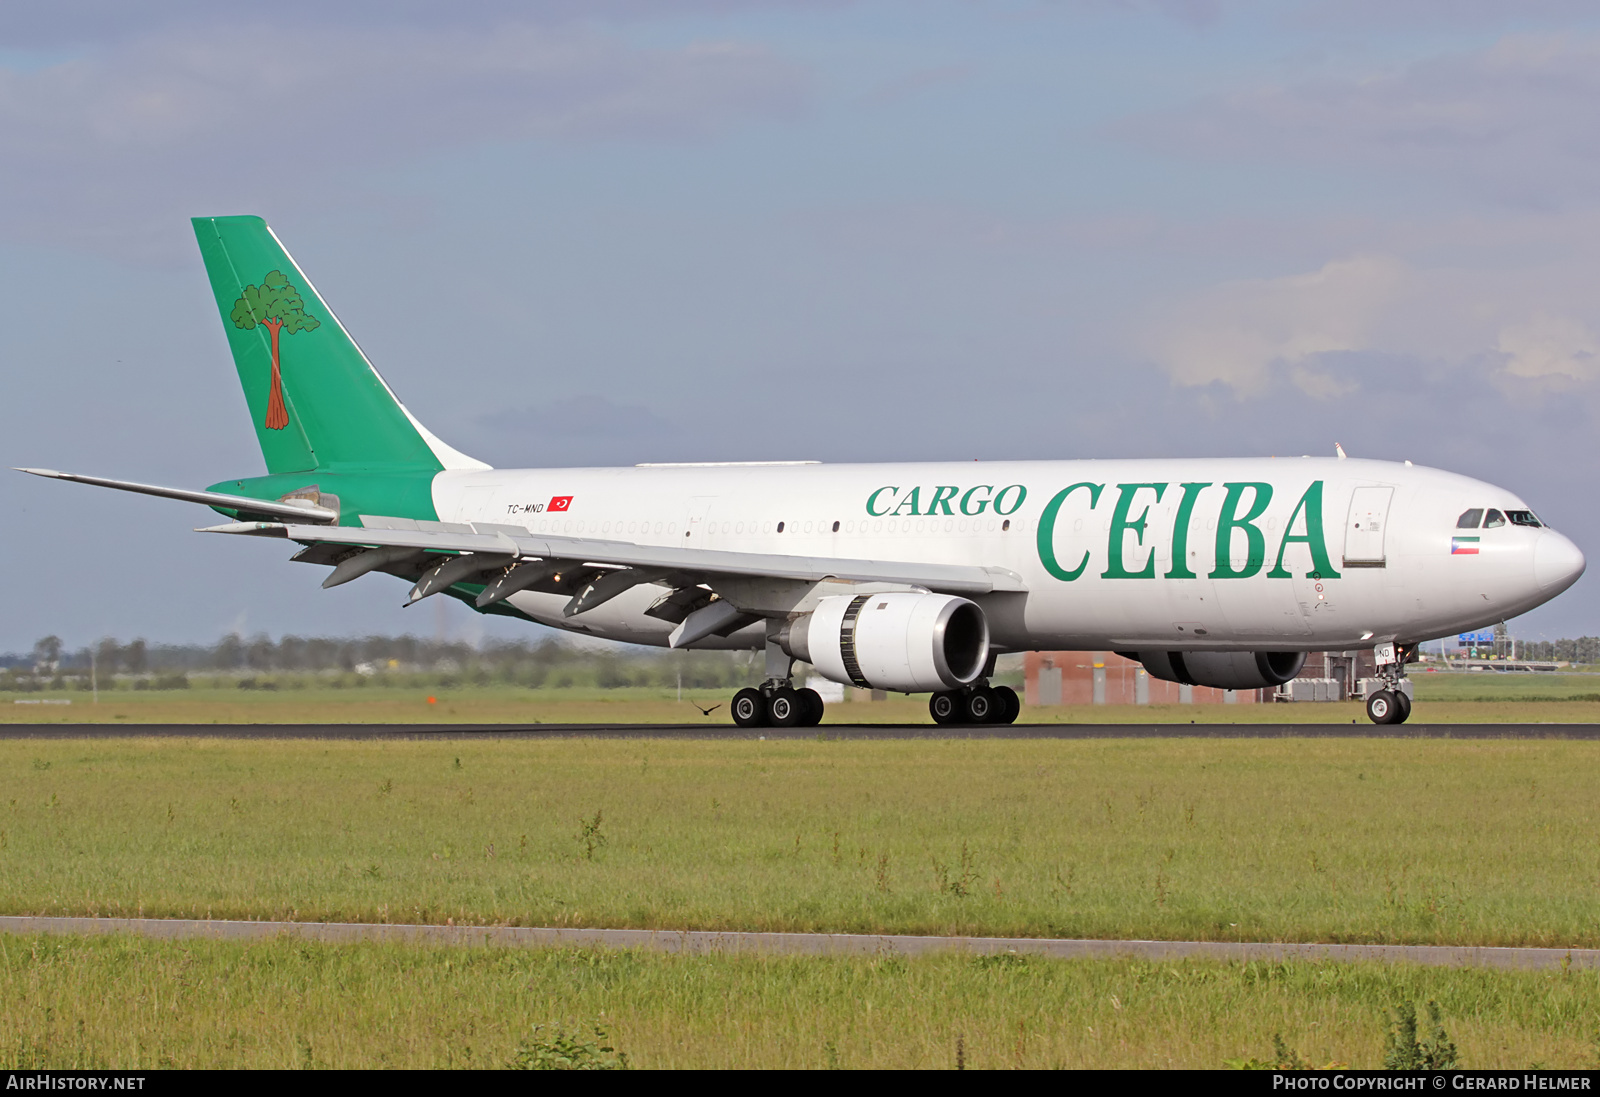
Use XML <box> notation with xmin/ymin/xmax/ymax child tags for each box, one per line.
<box><xmin>4</xmin><ymin>0</ymin><xmax>1600</xmax><ymax>652</ymax></box>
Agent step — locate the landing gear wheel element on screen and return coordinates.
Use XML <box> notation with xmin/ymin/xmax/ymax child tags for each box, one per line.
<box><xmin>732</xmin><ymin>687</ymin><xmax>768</xmax><ymax>728</ymax></box>
<box><xmin>796</xmin><ymin>687</ymin><xmax>824</xmax><ymax>727</ymax></box>
<box><xmin>768</xmin><ymin>687</ymin><xmax>805</xmax><ymax>728</ymax></box>
<box><xmin>991</xmin><ymin>685</ymin><xmax>1020</xmax><ymax>725</ymax></box>
<box><xmin>1366</xmin><ymin>689</ymin><xmax>1403</xmax><ymax>725</ymax></box>
<box><xmin>964</xmin><ymin>686</ymin><xmax>997</xmax><ymax>724</ymax></box>
<box><xmin>1394</xmin><ymin>690</ymin><xmax>1412</xmax><ymax>724</ymax></box>
<box><xmin>929</xmin><ymin>690</ymin><xmax>963</xmax><ymax>725</ymax></box>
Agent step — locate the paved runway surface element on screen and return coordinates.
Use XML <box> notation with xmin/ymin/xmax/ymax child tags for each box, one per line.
<box><xmin>1</xmin><ymin>916</ymin><xmax>1592</xmax><ymax>970</ymax></box>
<box><xmin>1</xmin><ymin>722</ymin><xmax>1597</xmax><ymax>739</ymax></box>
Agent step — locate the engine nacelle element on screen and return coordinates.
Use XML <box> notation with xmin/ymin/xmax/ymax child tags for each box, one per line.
<box><xmin>1122</xmin><ymin>650</ymin><xmax>1306</xmax><ymax>691</ymax></box>
<box><xmin>788</xmin><ymin>592</ymin><xmax>990</xmax><ymax>693</ymax></box>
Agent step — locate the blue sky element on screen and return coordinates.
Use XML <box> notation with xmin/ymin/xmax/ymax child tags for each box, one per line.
<box><xmin>5</xmin><ymin>0</ymin><xmax>1600</xmax><ymax>650</ymax></box>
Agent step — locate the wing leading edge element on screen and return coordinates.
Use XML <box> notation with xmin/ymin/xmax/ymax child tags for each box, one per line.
<box><xmin>200</xmin><ymin>515</ymin><xmax>1026</xmax><ymax>639</ymax></box>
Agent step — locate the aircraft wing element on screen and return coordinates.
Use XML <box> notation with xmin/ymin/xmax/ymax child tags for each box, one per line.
<box><xmin>201</xmin><ymin>516</ymin><xmax>1028</xmax><ymax>601</ymax></box>
<box><xmin>16</xmin><ymin>467</ymin><xmax>1024</xmax><ymax>638</ymax></box>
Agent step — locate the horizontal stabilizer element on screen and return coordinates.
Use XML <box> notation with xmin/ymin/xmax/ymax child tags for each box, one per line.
<box><xmin>17</xmin><ymin>468</ymin><xmax>338</xmax><ymax>524</ymax></box>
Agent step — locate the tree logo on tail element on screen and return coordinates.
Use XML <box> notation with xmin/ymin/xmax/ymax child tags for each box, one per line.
<box><xmin>229</xmin><ymin>271</ymin><xmax>321</xmax><ymax>431</ymax></box>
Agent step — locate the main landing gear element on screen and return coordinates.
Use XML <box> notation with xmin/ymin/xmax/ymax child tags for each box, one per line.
<box><xmin>1364</xmin><ymin>642</ymin><xmax>1415</xmax><ymax>726</ymax></box>
<box><xmin>929</xmin><ymin>683</ymin><xmax>1020</xmax><ymax>726</ymax></box>
<box><xmin>731</xmin><ymin>684</ymin><xmax>824</xmax><ymax>728</ymax></box>
<box><xmin>731</xmin><ymin>636</ymin><xmax>824</xmax><ymax>728</ymax></box>
<box><xmin>727</xmin><ymin>633</ymin><xmax>1020</xmax><ymax>729</ymax></box>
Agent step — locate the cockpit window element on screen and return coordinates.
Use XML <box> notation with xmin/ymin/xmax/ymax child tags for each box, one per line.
<box><xmin>1507</xmin><ymin>510</ymin><xmax>1542</xmax><ymax>527</ymax></box>
<box><xmin>1484</xmin><ymin>509</ymin><xmax>1506</xmax><ymax>528</ymax></box>
<box><xmin>1456</xmin><ymin>509</ymin><xmax>1484</xmax><ymax>529</ymax></box>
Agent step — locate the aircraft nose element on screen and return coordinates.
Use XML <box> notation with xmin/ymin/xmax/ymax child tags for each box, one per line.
<box><xmin>1534</xmin><ymin>530</ymin><xmax>1586</xmax><ymax>593</ymax></box>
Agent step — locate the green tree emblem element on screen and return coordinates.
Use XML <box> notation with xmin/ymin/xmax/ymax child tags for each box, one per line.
<box><xmin>229</xmin><ymin>270</ymin><xmax>320</xmax><ymax>431</ymax></box>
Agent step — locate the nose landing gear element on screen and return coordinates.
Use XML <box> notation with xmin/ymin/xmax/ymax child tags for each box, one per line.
<box><xmin>1364</xmin><ymin>642</ymin><xmax>1416</xmax><ymax>725</ymax></box>
<box><xmin>1365</xmin><ymin>688</ymin><xmax>1412</xmax><ymax>725</ymax></box>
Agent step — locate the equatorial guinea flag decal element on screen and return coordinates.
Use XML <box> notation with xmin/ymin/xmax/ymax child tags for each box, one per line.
<box><xmin>1452</xmin><ymin>536</ymin><xmax>1480</xmax><ymax>555</ymax></box>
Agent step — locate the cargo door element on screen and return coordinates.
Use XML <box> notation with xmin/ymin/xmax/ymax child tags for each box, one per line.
<box><xmin>1343</xmin><ymin>486</ymin><xmax>1393</xmax><ymax>568</ymax></box>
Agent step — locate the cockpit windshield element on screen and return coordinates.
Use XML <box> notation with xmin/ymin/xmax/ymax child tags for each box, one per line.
<box><xmin>1457</xmin><ymin>507</ymin><xmax>1541</xmax><ymax>529</ymax></box>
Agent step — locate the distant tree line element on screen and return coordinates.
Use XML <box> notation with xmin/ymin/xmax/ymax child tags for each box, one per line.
<box><xmin>1515</xmin><ymin>637</ymin><xmax>1600</xmax><ymax>664</ymax></box>
<box><xmin>0</xmin><ymin>633</ymin><xmax>759</xmax><ymax>692</ymax></box>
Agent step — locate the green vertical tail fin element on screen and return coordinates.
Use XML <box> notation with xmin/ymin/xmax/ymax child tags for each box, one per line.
<box><xmin>192</xmin><ymin>215</ymin><xmax>486</xmax><ymax>475</ymax></box>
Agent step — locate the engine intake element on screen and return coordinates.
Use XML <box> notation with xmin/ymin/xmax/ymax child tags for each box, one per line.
<box><xmin>789</xmin><ymin>593</ymin><xmax>990</xmax><ymax>694</ymax></box>
<box><xmin>1121</xmin><ymin>650</ymin><xmax>1306</xmax><ymax>691</ymax></box>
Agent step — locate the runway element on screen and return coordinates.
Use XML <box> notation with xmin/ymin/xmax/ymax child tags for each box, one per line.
<box><xmin>1</xmin><ymin>722</ymin><xmax>1598</xmax><ymax>739</ymax></box>
<box><xmin>0</xmin><ymin>916</ymin><xmax>1592</xmax><ymax>970</ymax></box>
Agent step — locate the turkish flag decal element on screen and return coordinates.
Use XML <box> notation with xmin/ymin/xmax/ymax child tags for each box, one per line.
<box><xmin>548</xmin><ymin>496</ymin><xmax>573</xmax><ymax>512</ymax></box>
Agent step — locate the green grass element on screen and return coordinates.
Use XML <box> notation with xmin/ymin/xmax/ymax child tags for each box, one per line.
<box><xmin>1410</xmin><ymin>670</ymin><xmax>1600</xmax><ymax>703</ymax></box>
<box><xmin>4</xmin><ymin>738</ymin><xmax>1600</xmax><ymax>946</ymax></box>
<box><xmin>6</xmin><ymin>682</ymin><xmax>1600</xmax><ymax>724</ymax></box>
<box><xmin>2</xmin><ymin>934</ymin><xmax>1597</xmax><ymax>1068</ymax></box>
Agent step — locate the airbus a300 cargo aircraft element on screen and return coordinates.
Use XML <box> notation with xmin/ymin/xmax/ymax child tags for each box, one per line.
<box><xmin>19</xmin><ymin>217</ymin><xmax>1588</xmax><ymax>726</ymax></box>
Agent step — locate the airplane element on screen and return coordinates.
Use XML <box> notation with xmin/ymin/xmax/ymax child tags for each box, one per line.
<box><xmin>17</xmin><ymin>216</ymin><xmax>1587</xmax><ymax>727</ymax></box>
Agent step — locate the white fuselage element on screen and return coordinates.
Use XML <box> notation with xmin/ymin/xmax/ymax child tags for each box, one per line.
<box><xmin>427</xmin><ymin>457</ymin><xmax>1585</xmax><ymax>653</ymax></box>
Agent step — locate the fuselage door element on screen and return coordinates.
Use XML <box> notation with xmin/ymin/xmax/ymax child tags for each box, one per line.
<box><xmin>1343</xmin><ymin>486</ymin><xmax>1394</xmax><ymax>568</ymax></box>
<box><xmin>455</xmin><ymin>484</ymin><xmax>500</xmax><ymax>526</ymax></box>
<box><xmin>685</xmin><ymin>496</ymin><xmax>715</xmax><ymax>543</ymax></box>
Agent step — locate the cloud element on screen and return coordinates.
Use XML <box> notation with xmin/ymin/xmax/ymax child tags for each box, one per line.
<box><xmin>0</xmin><ymin>21</ymin><xmax>809</xmax><ymax>252</ymax></box>
<box><xmin>1119</xmin><ymin>33</ymin><xmax>1600</xmax><ymax>204</ymax></box>
<box><xmin>1147</xmin><ymin>255</ymin><xmax>1411</xmax><ymax>392</ymax></box>
<box><xmin>1499</xmin><ymin>313</ymin><xmax>1600</xmax><ymax>383</ymax></box>
<box><xmin>1146</xmin><ymin>247</ymin><xmax>1600</xmax><ymax>401</ymax></box>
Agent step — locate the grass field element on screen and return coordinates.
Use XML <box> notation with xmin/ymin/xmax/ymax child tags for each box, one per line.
<box><xmin>1409</xmin><ymin>670</ymin><xmax>1600</xmax><ymax>703</ymax></box>
<box><xmin>4</xmin><ymin>737</ymin><xmax>1600</xmax><ymax>947</ymax></box>
<box><xmin>6</xmin><ymin>680</ymin><xmax>1600</xmax><ymax>724</ymax></box>
<box><xmin>4</xmin><ymin>934</ymin><xmax>1599</xmax><ymax>1069</ymax></box>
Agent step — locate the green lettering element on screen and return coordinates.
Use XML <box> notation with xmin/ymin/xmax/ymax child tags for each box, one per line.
<box><xmin>993</xmin><ymin>484</ymin><xmax>1028</xmax><ymax>515</ymax></box>
<box><xmin>927</xmin><ymin>485</ymin><xmax>959</xmax><ymax>516</ymax></box>
<box><xmin>1163</xmin><ymin>482</ymin><xmax>1210</xmax><ymax>579</ymax></box>
<box><xmin>1101</xmin><ymin>483</ymin><xmax>1167</xmax><ymax>579</ymax></box>
<box><xmin>1267</xmin><ymin>480</ymin><xmax>1341</xmax><ymax>579</ymax></box>
<box><xmin>891</xmin><ymin>486</ymin><xmax>923</xmax><ymax>517</ymax></box>
<box><xmin>865</xmin><ymin>486</ymin><xmax>897</xmax><ymax>517</ymax></box>
<box><xmin>1209</xmin><ymin>482</ymin><xmax>1273</xmax><ymax>579</ymax></box>
<box><xmin>960</xmin><ymin>485</ymin><xmax>993</xmax><ymax>515</ymax></box>
<box><xmin>1036</xmin><ymin>482</ymin><xmax>1103</xmax><ymax>582</ymax></box>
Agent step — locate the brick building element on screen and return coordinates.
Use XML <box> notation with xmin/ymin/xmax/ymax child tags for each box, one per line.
<box><xmin>1024</xmin><ymin>651</ymin><xmax>1265</xmax><ymax>705</ymax></box>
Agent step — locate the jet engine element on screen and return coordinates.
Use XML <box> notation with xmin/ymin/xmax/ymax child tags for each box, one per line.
<box><xmin>1121</xmin><ymin>650</ymin><xmax>1306</xmax><ymax>691</ymax></box>
<box><xmin>786</xmin><ymin>592</ymin><xmax>990</xmax><ymax>693</ymax></box>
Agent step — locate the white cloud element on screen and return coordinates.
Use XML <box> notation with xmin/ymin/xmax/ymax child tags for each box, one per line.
<box><xmin>1148</xmin><ymin>255</ymin><xmax>1410</xmax><ymax>391</ymax></box>
<box><xmin>1499</xmin><ymin>313</ymin><xmax>1600</xmax><ymax>383</ymax></box>
<box><xmin>1147</xmin><ymin>251</ymin><xmax>1600</xmax><ymax>397</ymax></box>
